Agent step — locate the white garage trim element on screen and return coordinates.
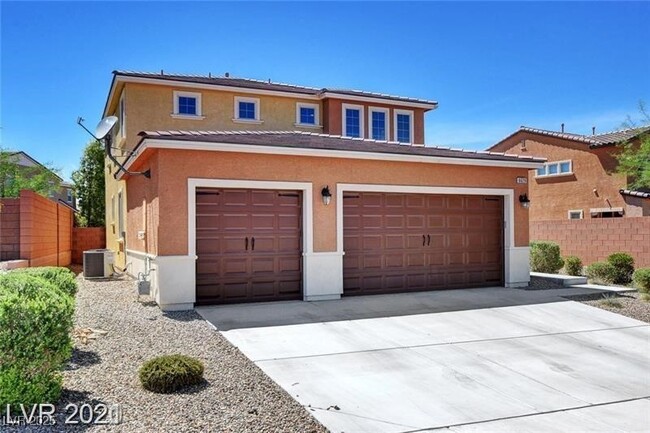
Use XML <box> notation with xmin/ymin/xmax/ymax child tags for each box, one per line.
<box><xmin>335</xmin><ymin>184</ymin><xmax>528</xmax><ymax>288</ymax></box>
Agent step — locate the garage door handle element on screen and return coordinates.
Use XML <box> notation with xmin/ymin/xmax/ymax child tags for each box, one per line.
<box><xmin>245</xmin><ymin>237</ymin><xmax>249</xmax><ymax>250</ymax></box>
<box><xmin>422</xmin><ymin>235</ymin><xmax>426</xmax><ymax>246</ymax></box>
<box><xmin>427</xmin><ymin>234</ymin><xmax>431</xmax><ymax>246</ymax></box>
<box><xmin>251</xmin><ymin>237</ymin><xmax>255</xmax><ymax>251</ymax></box>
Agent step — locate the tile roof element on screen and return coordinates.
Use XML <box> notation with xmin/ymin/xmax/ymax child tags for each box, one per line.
<box><xmin>136</xmin><ymin>130</ymin><xmax>545</xmax><ymax>164</ymax></box>
<box><xmin>113</xmin><ymin>70</ymin><xmax>438</xmax><ymax>107</ymax></box>
<box><xmin>492</xmin><ymin>125</ymin><xmax>650</xmax><ymax>150</ymax></box>
<box><xmin>620</xmin><ymin>189</ymin><xmax>650</xmax><ymax>199</ymax></box>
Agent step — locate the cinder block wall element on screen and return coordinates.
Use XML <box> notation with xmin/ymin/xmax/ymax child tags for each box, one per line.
<box><xmin>72</xmin><ymin>227</ymin><xmax>106</xmax><ymax>264</ymax></box>
<box><xmin>0</xmin><ymin>198</ymin><xmax>21</xmax><ymax>261</ymax></box>
<box><xmin>530</xmin><ymin>217</ymin><xmax>650</xmax><ymax>267</ymax></box>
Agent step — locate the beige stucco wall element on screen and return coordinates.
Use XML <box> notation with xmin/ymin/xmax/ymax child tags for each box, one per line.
<box><xmin>491</xmin><ymin>133</ymin><xmax>630</xmax><ymax>221</ymax></box>
<box><xmin>124</xmin><ymin>149</ymin><xmax>531</xmax><ymax>257</ymax></box>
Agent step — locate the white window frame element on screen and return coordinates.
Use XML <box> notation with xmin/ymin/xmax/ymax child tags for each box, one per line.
<box><xmin>342</xmin><ymin>103</ymin><xmax>364</xmax><ymax>138</ymax></box>
<box><xmin>568</xmin><ymin>209</ymin><xmax>583</xmax><ymax>220</ymax></box>
<box><xmin>393</xmin><ymin>109</ymin><xmax>414</xmax><ymax>143</ymax></box>
<box><xmin>117</xmin><ymin>190</ymin><xmax>125</xmax><ymax>241</ymax></box>
<box><xmin>233</xmin><ymin>96</ymin><xmax>262</xmax><ymax>123</ymax></box>
<box><xmin>295</xmin><ymin>102</ymin><xmax>320</xmax><ymax>128</ymax></box>
<box><xmin>368</xmin><ymin>107</ymin><xmax>390</xmax><ymax>141</ymax></box>
<box><xmin>535</xmin><ymin>160</ymin><xmax>573</xmax><ymax>178</ymax></box>
<box><xmin>118</xmin><ymin>92</ymin><xmax>126</xmax><ymax>139</ymax></box>
<box><xmin>172</xmin><ymin>91</ymin><xmax>204</xmax><ymax>119</ymax></box>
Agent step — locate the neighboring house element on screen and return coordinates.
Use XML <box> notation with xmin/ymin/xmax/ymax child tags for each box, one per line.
<box><xmin>102</xmin><ymin>70</ymin><xmax>543</xmax><ymax>310</ymax></box>
<box><xmin>4</xmin><ymin>151</ymin><xmax>75</xmax><ymax>208</ymax></box>
<box><xmin>488</xmin><ymin>126</ymin><xmax>650</xmax><ymax>221</ymax></box>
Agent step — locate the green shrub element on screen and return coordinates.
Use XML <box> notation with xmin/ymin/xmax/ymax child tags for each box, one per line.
<box><xmin>585</xmin><ymin>261</ymin><xmax>617</xmax><ymax>284</ymax></box>
<box><xmin>11</xmin><ymin>267</ymin><xmax>77</xmax><ymax>296</ymax></box>
<box><xmin>530</xmin><ymin>241</ymin><xmax>565</xmax><ymax>273</ymax></box>
<box><xmin>606</xmin><ymin>252</ymin><xmax>635</xmax><ymax>285</ymax></box>
<box><xmin>564</xmin><ymin>256</ymin><xmax>583</xmax><ymax>276</ymax></box>
<box><xmin>139</xmin><ymin>354</ymin><xmax>205</xmax><ymax>394</ymax></box>
<box><xmin>0</xmin><ymin>273</ymin><xmax>75</xmax><ymax>412</ymax></box>
<box><xmin>633</xmin><ymin>268</ymin><xmax>650</xmax><ymax>294</ymax></box>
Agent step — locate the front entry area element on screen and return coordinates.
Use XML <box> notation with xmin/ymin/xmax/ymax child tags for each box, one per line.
<box><xmin>343</xmin><ymin>192</ymin><xmax>504</xmax><ymax>295</ymax></box>
<box><xmin>195</xmin><ymin>188</ymin><xmax>303</xmax><ymax>305</ymax></box>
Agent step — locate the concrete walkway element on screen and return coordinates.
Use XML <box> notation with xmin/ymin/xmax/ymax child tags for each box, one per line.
<box><xmin>197</xmin><ymin>288</ymin><xmax>650</xmax><ymax>433</ymax></box>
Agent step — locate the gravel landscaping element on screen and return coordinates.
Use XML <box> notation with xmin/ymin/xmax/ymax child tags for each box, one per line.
<box><xmin>9</xmin><ymin>270</ymin><xmax>326</xmax><ymax>433</ymax></box>
<box><xmin>568</xmin><ymin>291</ymin><xmax>650</xmax><ymax>324</ymax></box>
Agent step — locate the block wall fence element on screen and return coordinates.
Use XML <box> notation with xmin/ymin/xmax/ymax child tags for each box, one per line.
<box><xmin>72</xmin><ymin>227</ymin><xmax>106</xmax><ymax>264</ymax></box>
<box><xmin>530</xmin><ymin>217</ymin><xmax>650</xmax><ymax>268</ymax></box>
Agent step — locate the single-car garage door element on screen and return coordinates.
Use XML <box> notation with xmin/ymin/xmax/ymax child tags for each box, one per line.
<box><xmin>343</xmin><ymin>192</ymin><xmax>503</xmax><ymax>295</ymax></box>
<box><xmin>195</xmin><ymin>188</ymin><xmax>302</xmax><ymax>305</ymax></box>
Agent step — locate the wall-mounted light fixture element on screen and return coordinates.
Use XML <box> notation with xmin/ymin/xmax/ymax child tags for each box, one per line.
<box><xmin>519</xmin><ymin>193</ymin><xmax>531</xmax><ymax>209</ymax></box>
<box><xmin>321</xmin><ymin>186</ymin><xmax>332</xmax><ymax>206</ymax></box>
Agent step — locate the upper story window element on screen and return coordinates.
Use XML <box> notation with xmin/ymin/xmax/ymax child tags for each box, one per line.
<box><xmin>369</xmin><ymin>107</ymin><xmax>389</xmax><ymax>140</ymax></box>
<box><xmin>536</xmin><ymin>160</ymin><xmax>572</xmax><ymax>178</ymax></box>
<box><xmin>66</xmin><ymin>189</ymin><xmax>73</xmax><ymax>203</ymax></box>
<box><xmin>296</xmin><ymin>102</ymin><xmax>319</xmax><ymax>127</ymax></box>
<box><xmin>394</xmin><ymin>110</ymin><xmax>414</xmax><ymax>143</ymax></box>
<box><xmin>172</xmin><ymin>91</ymin><xmax>203</xmax><ymax>119</ymax></box>
<box><xmin>118</xmin><ymin>93</ymin><xmax>126</xmax><ymax>139</ymax></box>
<box><xmin>234</xmin><ymin>96</ymin><xmax>262</xmax><ymax>123</ymax></box>
<box><xmin>568</xmin><ymin>210</ymin><xmax>583</xmax><ymax>220</ymax></box>
<box><xmin>342</xmin><ymin>104</ymin><xmax>364</xmax><ymax>138</ymax></box>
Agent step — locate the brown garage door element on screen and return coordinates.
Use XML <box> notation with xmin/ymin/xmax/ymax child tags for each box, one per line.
<box><xmin>195</xmin><ymin>188</ymin><xmax>302</xmax><ymax>305</ymax></box>
<box><xmin>343</xmin><ymin>192</ymin><xmax>503</xmax><ymax>295</ymax></box>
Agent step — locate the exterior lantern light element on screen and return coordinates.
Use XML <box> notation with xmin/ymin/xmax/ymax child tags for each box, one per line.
<box><xmin>321</xmin><ymin>186</ymin><xmax>332</xmax><ymax>206</ymax></box>
<box><xmin>519</xmin><ymin>193</ymin><xmax>531</xmax><ymax>209</ymax></box>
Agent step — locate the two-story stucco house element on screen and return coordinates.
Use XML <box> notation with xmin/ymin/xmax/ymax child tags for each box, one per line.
<box><xmin>488</xmin><ymin>126</ymin><xmax>650</xmax><ymax>221</ymax></box>
<box><xmin>101</xmin><ymin>70</ymin><xmax>543</xmax><ymax>310</ymax></box>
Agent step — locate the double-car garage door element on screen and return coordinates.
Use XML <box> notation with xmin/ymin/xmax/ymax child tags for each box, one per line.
<box><xmin>195</xmin><ymin>188</ymin><xmax>504</xmax><ymax>304</ymax></box>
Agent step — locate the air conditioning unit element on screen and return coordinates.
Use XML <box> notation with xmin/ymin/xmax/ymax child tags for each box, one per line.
<box><xmin>83</xmin><ymin>249</ymin><xmax>114</xmax><ymax>279</ymax></box>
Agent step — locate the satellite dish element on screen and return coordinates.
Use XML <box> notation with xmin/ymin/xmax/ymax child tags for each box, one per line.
<box><xmin>95</xmin><ymin>116</ymin><xmax>118</xmax><ymax>140</ymax></box>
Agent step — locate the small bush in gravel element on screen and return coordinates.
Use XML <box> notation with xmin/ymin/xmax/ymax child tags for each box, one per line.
<box><xmin>139</xmin><ymin>354</ymin><xmax>205</xmax><ymax>394</ymax></box>
<box><xmin>606</xmin><ymin>252</ymin><xmax>635</xmax><ymax>285</ymax></box>
<box><xmin>585</xmin><ymin>261</ymin><xmax>617</xmax><ymax>284</ymax></box>
<box><xmin>11</xmin><ymin>266</ymin><xmax>77</xmax><ymax>296</ymax></box>
<box><xmin>564</xmin><ymin>256</ymin><xmax>583</xmax><ymax>276</ymax></box>
<box><xmin>0</xmin><ymin>273</ymin><xmax>75</xmax><ymax>412</ymax></box>
<box><xmin>530</xmin><ymin>241</ymin><xmax>564</xmax><ymax>274</ymax></box>
<box><xmin>634</xmin><ymin>268</ymin><xmax>650</xmax><ymax>299</ymax></box>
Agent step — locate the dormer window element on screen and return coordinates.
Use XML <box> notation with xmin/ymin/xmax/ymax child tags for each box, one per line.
<box><xmin>394</xmin><ymin>110</ymin><xmax>414</xmax><ymax>143</ymax></box>
<box><xmin>233</xmin><ymin>96</ymin><xmax>262</xmax><ymax>123</ymax></box>
<box><xmin>343</xmin><ymin>104</ymin><xmax>364</xmax><ymax>138</ymax></box>
<box><xmin>172</xmin><ymin>91</ymin><xmax>203</xmax><ymax>119</ymax></box>
<box><xmin>296</xmin><ymin>102</ymin><xmax>319</xmax><ymax>127</ymax></box>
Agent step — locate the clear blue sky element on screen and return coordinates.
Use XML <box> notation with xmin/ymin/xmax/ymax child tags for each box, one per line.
<box><xmin>2</xmin><ymin>1</ymin><xmax>648</xmax><ymax>181</ymax></box>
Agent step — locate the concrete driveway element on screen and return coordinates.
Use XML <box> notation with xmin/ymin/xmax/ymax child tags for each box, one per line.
<box><xmin>197</xmin><ymin>288</ymin><xmax>650</xmax><ymax>433</ymax></box>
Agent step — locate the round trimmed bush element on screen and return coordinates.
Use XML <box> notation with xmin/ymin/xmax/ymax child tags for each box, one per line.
<box><xmin>139</xmin><ymin>354</ymin><xmax>204</xmax><ymax>393</ymax></box>
<box><xmin>606</xmin><ymin>252</ymin><xmax>635</xmax><ymax>285</ymax></box>
<box><xmin>633</xmin><ymin>268</ymin><xmax>650</xmax><ymax>295</ymax></box>
<box><xmin>530</xmin><ymin>241</ymin><xmax>564</xmax><ymax>274</ymax></box>
<box><xmin>585</xmin><ymin>261</ymin><xmax>617</xmax><ymax>284</ymax></box>
<box><xmin>11</xmin><ymin>267</ymin><xmax>77</xmax><ymax>296</ymax></box>
<box><xmin>564</xmin><ymin>256</ymin><xmax>583</xmax><ymax>276</ymax></box>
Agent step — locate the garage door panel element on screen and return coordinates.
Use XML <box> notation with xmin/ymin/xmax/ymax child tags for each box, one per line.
<box><xmin>344</xmin><ymin>192</ymin><xmax>503</xmax><ymax>295</ymax></box>
<box><xmin>196</xmin><ymin>188</ymin><xmax>302</xmax><ymax>305</ymax></box>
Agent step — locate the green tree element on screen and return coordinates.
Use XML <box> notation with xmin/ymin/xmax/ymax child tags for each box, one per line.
<box><xmin>615</xmin><ymin>103</ymin><xmax>650</xmax><ymax>190</ymax></box>
<box><xmin>0</xmin><ymin>149</ymin><xmax>61</xmax><ymax>198</ymax></box>
<box><xmin>72</xmin><ymin>140</ymin><xmax>105</xmax><ymax>227</ymax></box>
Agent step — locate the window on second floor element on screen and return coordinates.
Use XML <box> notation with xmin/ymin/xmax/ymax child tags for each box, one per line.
<box><xmin>536</xmin><ymin>160</ymin><xmax>572</xmax><ymax>178</ymax></box>
<box><xmin>394</xmin><ymin>110</ymin><xmax>414</xmax><ymax>143</ymax></box>
<box><xmin>234</xmin><ymin>96</ymin><xmax>261</xmax><ymax>122</ymax></box>
<box><xmin>342</xmin><ymin>104</ymin><xmax>364</xmax><ymax>138</ymax></box>
<box><xmin>172</xmin><ymin>91</ymin><xmax>203</xmax><ymax>118</ymax></box>
<box><xmin>296</xmin><ymin>103</ymin><xmax>319</xmax><ymax>126</ymax></box>
<box><xmin>568</xmin><ymin>210</ymin><xmax>583</xmax><ymax>220</ymax></box>
<box><xmin>118</xmin><ymin>93</ymin><xmax>126</xmax><ymax>139</ymax></box>
<box><xmin>369</xmin><ymin>107</ymin><xmax>389</xmax><ymax>140</ymax></box>
<box><xmin>66</xmin><ymin>189</ymin><xmax>73</xmax><ymax>203</ymax></box>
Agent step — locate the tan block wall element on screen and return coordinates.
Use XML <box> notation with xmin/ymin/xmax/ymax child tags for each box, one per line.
<box><xmin>18</xmin><ymin>190</ymin><xmax>72</xmax><ymax>267</ymax></box>
<box><xmin>124</xmin><ymin>149</ymin><xmax>531</xmax><ymax>257</ymax></box>
<box><xmin>492</xmin><ymin>133</ymin><xmax>628</xmax><ymax>221</ymax></box>
<box><xmin>531</xmin><ymin>217</ymin><xmax>650</xmax><ymax>267</ymax></box>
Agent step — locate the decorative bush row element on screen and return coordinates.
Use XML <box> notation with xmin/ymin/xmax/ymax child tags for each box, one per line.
<box><xmin>139</xmin><ymin>354</ymin><xmax>205</xmax><ymax>394</ymax></box>
<box><xmin>634</xmin><ymin>268</ymin><xmax>650</xmax><ymax>298</ymax></box>
<box><xmin>530</xmin><ymin>241</ymin><xmax>565</xmax><ymax>274</ymax></box>
<box><xmin>564</xmin><ymin>255</ymin><xmax>583</xmax><ymax>276</ymax></box>
<box><xmin>0</xmin><ymin>268</ymin><xmax>77</xmax><ymax>413</ymax></box>
<box><xmin>585</xmin><ymin>252</ymin><xmax>635</xmax><ymax>285</ymax></box>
